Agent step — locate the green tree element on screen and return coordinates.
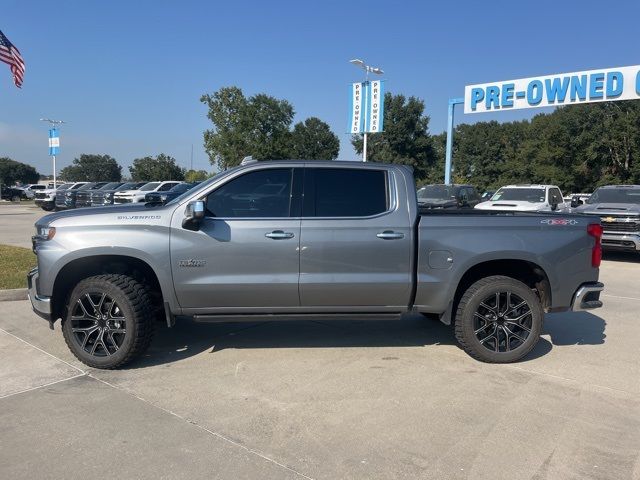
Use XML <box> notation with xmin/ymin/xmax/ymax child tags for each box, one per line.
<box><xmin>59</xmin><ymin>154</ymin><xmax>122</xmax><ymax>182</ymax></box>
<box><xmin>129</xmin><ymin>154</ymin><xmax>185</xmax><ymax>181</ymax></box>
<box><xmin>0</xmin><ymin>157</ymin><xmax>40</xmax><ymax>185</ymax></box>
<box><xmin>201</xmin><ymin>86</ymin><xmax>295</xmax><ymax>170</ymax></box>
<box><xmin>290</xmin><ymin>117</ymin><xmax>340</xmax><ymax>160</ymax></box>
<box><xmin>184</xmin><ymin>169</ymin><xmax>210</xmax><ymax>182</ymax></box>
<box><xmin>351</xmin><ymin>92</ymin><xmax>435</xmax><ymax>180</ymax></box>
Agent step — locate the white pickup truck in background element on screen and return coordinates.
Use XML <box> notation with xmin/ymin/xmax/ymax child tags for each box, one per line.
<box><xmin>475</xmin><ymin>184</ymin><xmax>568</xmax><ymax>212</ymax></box>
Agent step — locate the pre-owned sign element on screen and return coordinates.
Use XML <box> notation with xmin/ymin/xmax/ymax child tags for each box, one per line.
<box><xmin>464</xmin><ymin>65</ymin><xmax>640</xmax><ymax>114</ymax></box>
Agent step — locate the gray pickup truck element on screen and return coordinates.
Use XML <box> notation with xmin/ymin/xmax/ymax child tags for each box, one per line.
<box><xmin>572</xmin><ymin>185</ymin><xmax>640</xmax><ymax>253</ymax></box>
<box><xmin>28</xmin><ymin>160</ymin><xmax>604</xmax><ymax>368</ymax></box>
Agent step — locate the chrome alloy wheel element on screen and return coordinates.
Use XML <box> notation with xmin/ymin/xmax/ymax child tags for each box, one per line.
<box><xmin>473</xmin><ymin>291</ymin><xmax>532</xmax><ymax>353</ymax></box>
<box><xmin>70</xmin><ymin>292</ymin><xmax>127</xmax><ymax>357</ymax></box>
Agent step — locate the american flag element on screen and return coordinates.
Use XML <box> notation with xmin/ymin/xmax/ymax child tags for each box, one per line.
<box><xmin>0</xmin><ymin>29</ymin><xmax>25</xmax><ymax>88</ymax></box>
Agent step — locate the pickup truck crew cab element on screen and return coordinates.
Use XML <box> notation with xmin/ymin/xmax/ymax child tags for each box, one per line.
<box><xmin>29</xmin><ymin>161</ymin><xmax>604</xmax><ymax>368</ymax></box>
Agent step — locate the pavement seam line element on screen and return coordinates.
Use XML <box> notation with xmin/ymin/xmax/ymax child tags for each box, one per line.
<box><xmin>503</xmin><ymin>364</ymin><xmax>638</xmax><ymax>398</ymax></box>
<box><xmin>603</xmin><ymin>294</ymin><xmax>640</xmax><ymax>301</ymax></box>
<box><xmin>0</xmin><ymin>373</ymin><xmax>87</xmax><ymax>400</ymax></box>
<box><xmin>88</xmin><ymin>374</ymin><xmax>315</xmax><ymax>480</ymax></box>
<box><xmin>0</xmin><ymin>327</ymin><xmax>86</xmax><ymax>374</ymax></box>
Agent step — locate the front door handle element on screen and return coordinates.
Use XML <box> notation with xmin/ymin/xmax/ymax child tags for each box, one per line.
<box><xmin>376</xmin><ymin>230</ymin><xmax>404</xmax><ymax>240</ymax></box>
<box><xmin>265</xmin><ymin>230</ymin><xmax>295</xmax><ymax>240</ymax></box>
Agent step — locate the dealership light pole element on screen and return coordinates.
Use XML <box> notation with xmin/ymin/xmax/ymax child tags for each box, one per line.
<box><xmin>349</xmin><ymin>59</ymin><xmax>384</xmax><ymax>162</ymax></box>
<box><xmin>40</xmin><ymin>118</ymin><xmax>65</xmax><ymax>187</ymax></box>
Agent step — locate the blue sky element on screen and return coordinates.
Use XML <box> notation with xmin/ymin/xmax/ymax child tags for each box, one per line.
<box><xmin>1</xmin><ymin>0</ymin><xmax>639</xmax><ymax>176</ymax></box>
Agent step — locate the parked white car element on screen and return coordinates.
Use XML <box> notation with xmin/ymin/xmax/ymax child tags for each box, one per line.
<box><xmin>113</xmin><ymin>181</ymin><xmax>181</xmax><ymax>204</ymax></box>
<box><xmin>474</xmin><ymin>185</ymin><xmax>568</xmax><ymax>212</ymax></box>
<box><xmin>34</xmin><ymin>183</ymin><xmax>73</xmax><ymax>211</ymax></box>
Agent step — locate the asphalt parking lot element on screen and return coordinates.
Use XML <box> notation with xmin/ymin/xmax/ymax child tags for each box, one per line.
<box><xmin>1</xmin><ymin>203</ymin><xmax>640</xmax><ymax>479</ymax></box>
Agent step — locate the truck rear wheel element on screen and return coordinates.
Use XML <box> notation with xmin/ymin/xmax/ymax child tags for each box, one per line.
<box><xmin>454</xmin><ymin>275</ymin><xmax>543</xmax><ymax>363</ymax></box>
<box><xmin>62</xmin><ymin>274</ymin><xmax>155</xmax><ymax>369</ymax></box>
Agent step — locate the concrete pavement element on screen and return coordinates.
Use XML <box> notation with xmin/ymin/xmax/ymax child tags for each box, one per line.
<box><xmin>1</xmin><ymin>253</ymin><xmax>639</xmax><ymax>479</ymax></box>
<box><xmin>1</xmin><ymin>202</ymin><xmax>640</xmax><ymax>478</ymax></box>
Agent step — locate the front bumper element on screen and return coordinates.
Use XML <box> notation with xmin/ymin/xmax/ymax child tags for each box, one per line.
<box><xmin>601</xmin><ymin>232</ymin><xmax>640</xmax><ymax>251</ymax></box>
<box><xmin>27</xmin><ymin>268</ymin><xmax>52</xmax><ymax>322</ymax></box>
<box><xmin>571</xmin><ymin>282</ymin><xmax>604</xmax><ymax>311</ymax></box>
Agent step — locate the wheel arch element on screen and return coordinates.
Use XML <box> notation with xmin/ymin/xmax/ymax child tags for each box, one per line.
<box><xmin>51</xmin><ymin>254</ymin><xmax>166</xmax><ymax>322</ymax></box>
<box><xmin>437</xmin><ymin>258</ymin><xmax>551</xmax><ymax>325</ymax></box>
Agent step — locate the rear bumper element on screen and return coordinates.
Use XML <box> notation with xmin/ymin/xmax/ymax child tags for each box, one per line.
<box><xmin>571</xmin><ymin>282</ymin><xmax>604</xmax><ymax>311</ymax></box>
<box><xmin>27</xmin><ymin>268</ymin><xmax>52</xmax><ymax>322</ymax></box>
<box><xmin>602</xmin><ymin>232</ymin><xmax>640</xmax><ymax>251</ymax></box>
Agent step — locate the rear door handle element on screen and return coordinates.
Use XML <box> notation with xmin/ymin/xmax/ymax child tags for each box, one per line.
<box><xmin>376</xmin><ymin>230</ymin><xmax>404</xmax><ymax>240</ymax></box>
<box><xmin>265</xmin><ymin>230</ymin><xmax>295</xmax><ymax>240</ymax></box>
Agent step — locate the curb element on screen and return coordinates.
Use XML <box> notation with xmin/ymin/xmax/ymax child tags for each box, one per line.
<box><xmin>0</xmin><ymin>288</ymin><xmax>28</xmax><ymax>302</ymax></box>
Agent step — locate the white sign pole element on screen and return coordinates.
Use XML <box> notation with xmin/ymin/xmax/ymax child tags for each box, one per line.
<box><xmin>362</xmin><ymin>81</ymin><xmax>369</xmax><ymax>162</ymax></box>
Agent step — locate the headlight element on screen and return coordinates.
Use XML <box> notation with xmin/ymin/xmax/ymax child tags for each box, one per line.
<box><xmin>65</xmin><ymin>192</ymin><xmax>73</xmax><ymax>197</ymax></box>
<box><xmin>105</xmin><ymin>193</ymin><xmax>113</xmax><ymax>199</ymax></box>
<box><xmin>160</xmin><ymin>194</ymin><xmax>168</xmax><ymax>201</ymax></box>
<box><xmin>36</xmin><ymin>226</ymin><xmax>56</xmax><ymax>240</ymax></box>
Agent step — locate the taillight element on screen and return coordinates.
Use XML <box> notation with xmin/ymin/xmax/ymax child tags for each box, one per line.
<box><xmin>587</xmin><ymin>223</ymin><xmax>603</xmax><ymax>268</ymax></box>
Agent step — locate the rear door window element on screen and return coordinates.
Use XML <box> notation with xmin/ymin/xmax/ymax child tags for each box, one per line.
<box><xmin>304</xmin><ymin>168</ymin><xmax>388</xmax><ymax>217</ymax></box>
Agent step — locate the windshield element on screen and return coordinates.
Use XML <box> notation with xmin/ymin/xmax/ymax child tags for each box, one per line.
<box><xmin>57</xmin><ymin>184</ymin><xmax>72</xmax><ymax>191</ymax></box>
<box><xmin>169</xmin><ymin>183</ymin><xmax>193</xmax><ymax>193</ymax></box>
<box><xmin>165</xmin><ymin>168</ymin><xmax>237</xmax><ymax>207</ymax></box>
<box><xmin>71</xmin><ymin>183</ymin><xmax>86</xmax><ymax>190</ymax></box>
<box><xmin>139</xmin><ymin>182</ymin><xmax>160</xmax><ymax>191</ymax></box>
<box><xmin>99</xmin><ymin>182</ymin><xmax>122</xmax><ymax>190</ymax></box>
<box><xmin>417</xmin><ymin>185</ymin><xmax>457</xmax><ymax>200</ymax></box>
<box><xmin>490</xmin><ymin>188</ymin><xmax>545</xmax><ymax>203</ymax></box>
<box><xmin>587</xmin><ymin>187</ymin><xmax>640</xmax><ymax>204</ymax></box>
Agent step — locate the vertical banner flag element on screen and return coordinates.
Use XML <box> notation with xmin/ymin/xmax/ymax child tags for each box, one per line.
<box><xmin>349</xmin><ymin>82</ymin><xmax>364</xmax><ymax>134</ymax></box>
<box><xmin>48</xmin><ymin>128</ymin><xmax>60</xmax><ymax>156</ymax></box>
<box><xmin>348</xmin><ymin>81</ymin><xmax>385</xmax><ymax>134</ymax></box>
<box><xmin>367</xmin><ymin>80</ymin><xmax>384</xmax><ymax>133</ymax></box>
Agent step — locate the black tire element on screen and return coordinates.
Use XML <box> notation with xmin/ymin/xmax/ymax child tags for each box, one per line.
<box><xmin>454</xmin><ymin>275</ymin><xmax>543</xmax><ymax>363</ymax></box>
<box><xmin>62</xmin><ymin>274</ymin><xmax>155</xmax><ymax>369</ymax></box>
<box><xmin>11</xmin><ymin>195</ymin><xmax>20</xmax><ymax>202</ymax></box>
<box><xmin>41</xmin><ymin>205</ymin><xmax>54</xmax><ymax>211</ymax></box>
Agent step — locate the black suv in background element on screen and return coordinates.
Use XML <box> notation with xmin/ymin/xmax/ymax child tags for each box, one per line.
<box><xmin>417</xmin><ymin>184</ymin><xmax>481</xmax><ymax>209</ymax></box>
<box><xmin>91</xmin><ymin>182</ymin><xmax>148</xmax><ymax>206</ymax></box>
<box><xmin>56</xmin><ymin>182</ymin><xmax>106</xmax><ymax>209</ymax></box>
<box><xmin>145</xmin><ymin>182</ymin><xmax>200</xmax><ymax>205</ymax></box>
<box><xmin>0</xmin><ymin>185</ymin><xmax>26</xmax><ymax>202</ymax></box>
<box><xmin>76</xmin><ymin>182</ymin><xmax>122</xmax><ymax>208</ymax></box>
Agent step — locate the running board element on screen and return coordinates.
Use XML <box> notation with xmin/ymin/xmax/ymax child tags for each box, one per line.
<box><xmin>192</xmin><ymin>313</ymin><xmax>403</xmax><ymax>323</ymax></box>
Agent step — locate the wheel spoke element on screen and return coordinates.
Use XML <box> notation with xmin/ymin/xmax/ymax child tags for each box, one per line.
<box><xmin>505</xmin><ymin>292</ymin><xmax>512</xmax><ymax>314</ymax></box>
<box><xmin>75</xmin><ymin>297</ymin><xmax>97</xmax><ymax>319</ymax></box>
<box><xmin>80</xmin><ymin>326</ymin><xmax>100</xmax><ymax>348</ymax></box>
<box><xmin>107</xmin><ymin>332</ymin><xmax>120</xmax><ymax>352</ymax></box>
<box><xmin>494</xmin><ymin>293</ymin><xmax>500</xmax><ymax>314</ymax></box>
<box><xmin>506</xmin><ymin>300</ymin><xmax>527</xmax><ymax>315</ymax></box>
<box><xmin>507</xmin><ymin>310</ymin><xmax>532</xmax><ymax>323</ymax></box>
<box><xmin>72</xmin><ymin>325</ymin><xmax>98</xmax><ymax>333</ymax></box>
<box><xmin>505</xmin><ymin>320</ymin><xmax>531</xmax><ymax>333</ymax></box>
<box><xmin>504</xmin><ymin>324</ymin><xmax>528</xmax><ymax>344</ymax></box>
<box><xmin>479</xmin><ymin>301</ymin><xmax>495</xmax><ymax>312</ymax></box>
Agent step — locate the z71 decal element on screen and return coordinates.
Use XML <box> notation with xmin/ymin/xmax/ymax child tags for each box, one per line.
<box><xmin>540</xmin><ymin>219</ymin><xmax>578</xmax><ymax>226</ymax></box>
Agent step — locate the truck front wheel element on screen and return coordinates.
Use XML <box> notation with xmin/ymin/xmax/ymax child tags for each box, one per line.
<box><xmin>454</xmin><ymin>275</ymin><xmax>543</xmax><ymax>363</ymax></box>
<box><xmin>62</xmin><ymin>274</ymin><xmax>155</xmax><ymax>369</ymax></box>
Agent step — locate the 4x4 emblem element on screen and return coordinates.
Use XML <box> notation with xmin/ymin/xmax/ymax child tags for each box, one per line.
<box><xmin>178</xmin><ymin>259</ymin><xmax>206</xmax><ymax>267</ymax></box>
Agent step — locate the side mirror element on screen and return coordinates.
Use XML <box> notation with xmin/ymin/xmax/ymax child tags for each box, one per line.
<box><xmin>182</xmin><ymin>200</ymin><xmax>205</xmax><ymax>231</ymax></box>
<box><xmin>570</xmin><ymin>197</ymin><xmax>583</xmax><ymax>208</ymax></box>
<box><xmin>550</xmin><ymin>202</ymin><xmax>558</xmax><ymax>211</ymax></box>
